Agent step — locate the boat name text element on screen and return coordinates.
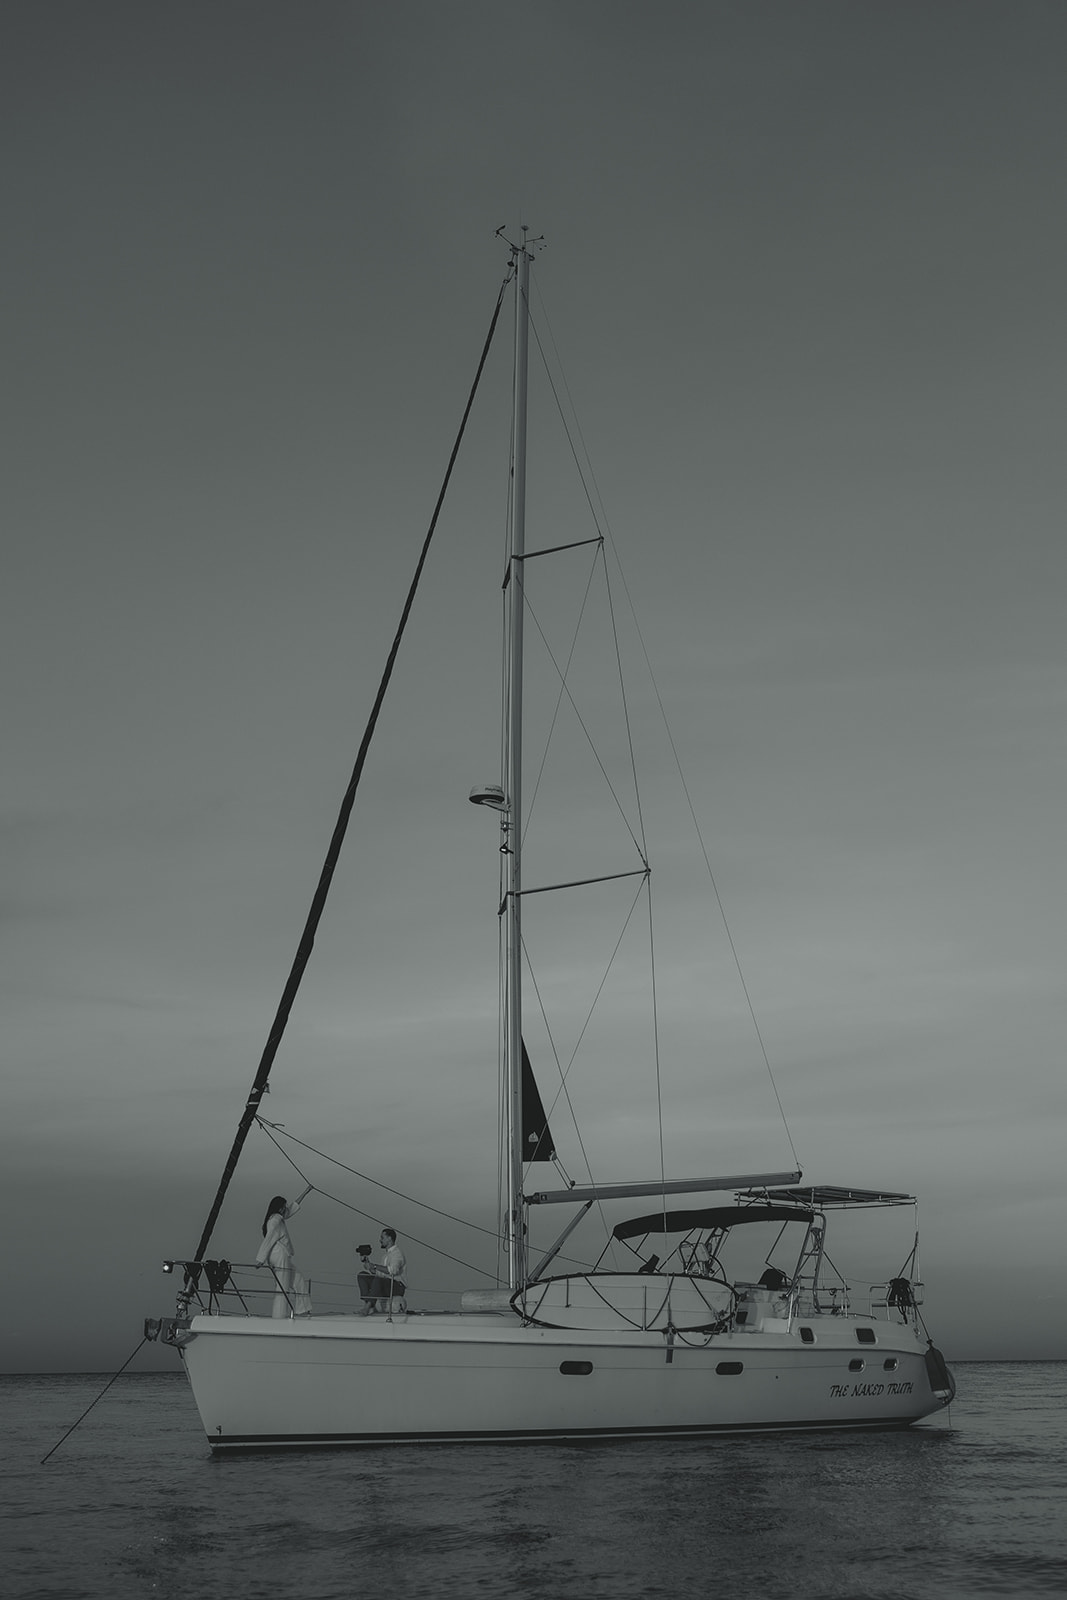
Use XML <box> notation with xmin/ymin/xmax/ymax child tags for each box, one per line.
<box><xmin>828</xmin><ymin>1381</ymin><xmax>914</xmax><ymax>1399</ymax></box>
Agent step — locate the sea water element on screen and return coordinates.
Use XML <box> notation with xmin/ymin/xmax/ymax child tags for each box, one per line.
<box><xmin>5</xmin><ymin>1362</ymin><xmax>1065</xmax><ymax>1599</ymax></box>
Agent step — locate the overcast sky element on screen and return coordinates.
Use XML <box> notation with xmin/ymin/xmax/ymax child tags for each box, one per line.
<box><xmin>4</xmin><ymin>1</ymin><xmax>1064</xmax><ymax>1374</ymax></box>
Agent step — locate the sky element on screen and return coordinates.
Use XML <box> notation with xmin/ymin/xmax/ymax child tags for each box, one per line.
<box><xmin>3</xmin><ymin>0</ymin><xmax>1065</xmax><ymax>1374</ymax></box>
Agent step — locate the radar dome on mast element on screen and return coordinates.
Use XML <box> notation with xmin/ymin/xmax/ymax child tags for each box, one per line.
<box><xmin>469</xmin><ymin>784</ymin><xmax>508</xmax><ymax>810</ymax></box>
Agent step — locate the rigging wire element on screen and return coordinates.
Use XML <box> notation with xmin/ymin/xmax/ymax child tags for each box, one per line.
<box><xmin>189</xmin><ymin>266</ymin><xmax>513</xmax><ymax>1264</ymax></box>
<box><xmin>609</xmin><ymin>557</ymin><xmax>802</xmax><ymax>1173</ymax></box>
<box><xmin>523</xmin><ymin>873</ymin><xmax>649</xmax><ymax>1127</ymax></box>
<box><xmin>644</xmin><ymin>872</ymin><xmax>668</xmax><ymax>1230</ymax></box>
<box><xmin>601</xmin><ymin>548</ymin><xmax>649</xmax><ymax>862</ymax></box>
<box><xmin>520</xmin><ymin>874</ymin><xmax>649</xmax><ymax>1259</ymax></box>
<box><xmin>40</xmin><ymin>1338</ymin><xmax>149</xmax><ymax>1464</ymax></box>
<box><xmin>529</xmin><ymin>273</ymin><xmax>800</xmax><ymax>1173</ymax></box>
<box><xmin>255</xmin><ymin>1117</ymin><xmax>501</xmax><ymax>1242</ymax></box>
<box><xmin>520</xmin><ymin>556</ymin><xmax>646</xmax><ymax>861</ymax></box>
<box><xmin>527</xmin><ymin>282</ymin><xmax>606</xmax><ymax>539</ymax></box>
<box><xmin>254</xmin><ymin>1119</ymin><xmax>499</xmax><ymax>1281</ymax></box>
<box><xmin>254</xmin><ymin>1115</ymin><xmax>593</xmax><ymax>1278</ymax></box>
<box><xmin>521</xmin><ymin>293</ymin><xmax>644</xmax><ymax>856</ymax></box>
<box><xmin>520</xmin><ymin>543</ymin><xmax>601</xmax><ymax>846</ymax></box>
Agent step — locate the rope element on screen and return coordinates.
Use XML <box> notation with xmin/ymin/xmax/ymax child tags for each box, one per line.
<box><xmin>255</xmin><ymin>1117</ymin><xmax>501</xmax><ymax>1240</ymax></box>
<box><xmin>191</xmin><ymin>267</ymin><xmax>512</xmax><ymax>1263</ymax></box>
<box><xmin>40</xmin><ymin>1338</ymin><xmax>148</xmax><ymax>1464</ymax></box>
<box><xmin>254</xmin><ymin>1119</ymin><xmax>498</xmax><ymax>1280</ymax></box>
<box><xmin>253</xmin><ymin>1116</ymin><xmax>594</xmax><ymax>1279</ymax></box>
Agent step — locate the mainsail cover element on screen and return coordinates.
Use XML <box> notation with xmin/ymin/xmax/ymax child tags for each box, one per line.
<box><xmin>521</xmin><ymin>1042</ymin><xmax>555</xmax><ymax>1163</ymax></box>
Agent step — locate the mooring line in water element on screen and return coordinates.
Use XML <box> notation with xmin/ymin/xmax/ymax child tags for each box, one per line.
<box><xmin>40</xmin><ymin>1336</ymin><xmax>149</xmax><ymax>1464</ymax></box>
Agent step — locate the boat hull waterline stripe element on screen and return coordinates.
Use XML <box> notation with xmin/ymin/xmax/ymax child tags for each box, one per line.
<box><xmin>206</xmin><ymin>1416</ymin><xmax>926</xmax><ymax>1450</ymax></box>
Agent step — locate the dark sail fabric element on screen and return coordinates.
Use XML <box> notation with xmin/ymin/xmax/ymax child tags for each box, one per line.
<box><xmin>521</xmin><ymin>1043</ymin><xmax>555</xmax><ymax>1162</ymax></box>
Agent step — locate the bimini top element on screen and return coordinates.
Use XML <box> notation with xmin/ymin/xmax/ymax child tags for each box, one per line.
<box><xmin>612</xmin><ymin>1204</ymin><xmax>815</xmax><ymax>1242</ymax></box>
<box><xmin>749</xmin><ymin>1185</ymin><xmax>916</xmax><ymax>1209</ymax></box>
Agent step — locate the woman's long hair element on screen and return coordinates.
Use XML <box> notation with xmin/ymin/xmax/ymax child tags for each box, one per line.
<box><xmin>262</xmin><ymin>1196</ymin><xmax>287</xmax><ymax>1236</ymax></box>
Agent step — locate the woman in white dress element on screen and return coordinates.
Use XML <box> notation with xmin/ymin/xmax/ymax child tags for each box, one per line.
<box><xmin>256</xmin><ymin>1187</ymin><xmax>313</xmax><ymax>1317</ymax></box>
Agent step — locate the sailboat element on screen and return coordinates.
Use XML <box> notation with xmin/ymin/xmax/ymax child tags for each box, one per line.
<box><xmin>146</xmin><ymin>232</ymin><xmax>955</xmax><ymax>1448</ymax></box>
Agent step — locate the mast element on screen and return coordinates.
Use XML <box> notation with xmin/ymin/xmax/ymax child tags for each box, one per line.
<box><xmin>504</xmin><ymin>231</ymin><xmax>532</xmax><ymax>1288</ymax></box>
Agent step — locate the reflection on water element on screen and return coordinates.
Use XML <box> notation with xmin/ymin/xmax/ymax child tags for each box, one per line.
<box><xmin>6</xmin><ymin>1364</ymin><xmax>1066</xmax><ymax>1600</ymax></box>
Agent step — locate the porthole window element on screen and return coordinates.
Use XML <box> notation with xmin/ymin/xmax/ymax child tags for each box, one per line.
<box><xmin>799</xmin><ymin>1327</ymin><xmax>815</xmax><ymax>1344</ymax></box>
<box><xmin>716</xmin><ymin>1361</ymin><xmax>744</xmax><ymax>1375</ymax></box>
<box><xmin>849</xmin><ymin>1358</ymin><xmax>865</xmax><ymax>1372</ymax></box>
<box><xmin>855</xmin><ymin>1327</ymin><xmax>876</xmax><ymax>1344</ymax></box>
<box><xmin>559</xmin><ymin>1361</ymin><xmax>593</xmax><ymax>1376</ymax></box>
<box><xmin>883</xmin><ymin>1358</ymin><xmax>899</xmax><ymax>1372</ymax></box>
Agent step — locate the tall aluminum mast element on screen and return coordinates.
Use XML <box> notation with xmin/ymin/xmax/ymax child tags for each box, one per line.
<box><xmin>504</xmin><ymin>231</ymin><xmax>533</xmax><ymax>1289</ymax></box>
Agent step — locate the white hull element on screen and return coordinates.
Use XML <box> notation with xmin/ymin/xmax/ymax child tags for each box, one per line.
<box><xmin>178</xmin><ymin>1310</ymin><xmax>952</xmax><ymax>1450</ymax></box>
